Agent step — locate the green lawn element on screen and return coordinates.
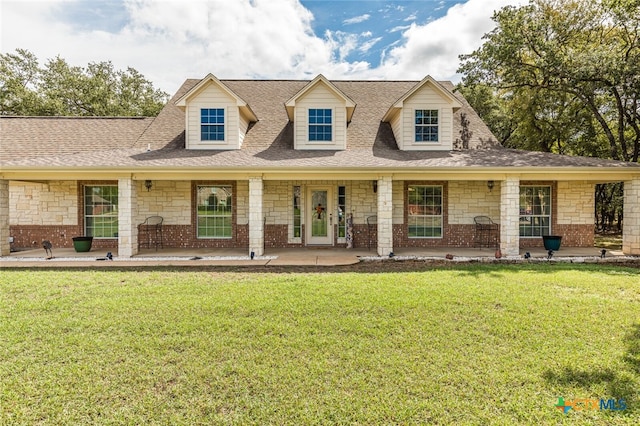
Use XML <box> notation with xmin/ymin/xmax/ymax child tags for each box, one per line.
<box><xmin>1</xmin><ymin>264</ymin><xmax>639</xmax><ymax>425</ymax></box>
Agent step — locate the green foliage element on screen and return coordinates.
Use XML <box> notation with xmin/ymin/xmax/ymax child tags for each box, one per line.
<box><xmin>1</xmin><ymin>266</ymin><xmax>639</xmax><ymax>424</ymax></box>
<box><xmin>0</xmin><ymin>49</ymin><xmax>168</xmax><ymax>116</ymax></box>
<box><xmin>458</xmin><ymin>0</ymin><xmax>640</xmax><ymax>162</ymax></box>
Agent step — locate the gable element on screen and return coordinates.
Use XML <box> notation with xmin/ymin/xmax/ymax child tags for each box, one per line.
<box><xmin>383</xmin><ymin>77</ymin><xmax>462</xmax><ymax>151</ymax></box>
<box><xmin>177</xmin><ymin>75</ymin><xmax>257</xmax><ymax>150</ymax></box>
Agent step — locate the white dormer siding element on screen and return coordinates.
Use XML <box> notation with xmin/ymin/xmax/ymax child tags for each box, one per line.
<box><xmin>176</xmin><ymin>74</ymin><xmax>257</xmax><ymax>151</ymax></box>
<box><xmin>294</xmin><ymin>84</ymin><xmax>347</xmax><ymax>150</ymax></box>
<box><xmin>383</xmin><ymin>76</ymin><xmax>461</xmax><ymax>152</ymax></box>
<box><xmin>285</xmin><ymin>75</ymin><xmax>356</xmax><ymax>151</ymax></box>
<box><xmin>186</xmin><ymin>85</ymin><xmax>239</xmax><ymax>149</ymax></box>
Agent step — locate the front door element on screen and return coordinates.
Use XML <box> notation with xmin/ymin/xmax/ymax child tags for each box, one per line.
<box><xmin>307</xmin><ymin>186</ymin><xmax>333</xmax><ymax>245</ymax></box>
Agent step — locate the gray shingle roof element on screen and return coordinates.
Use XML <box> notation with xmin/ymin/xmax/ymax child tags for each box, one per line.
<box><xmin>1</xmin><ymin>116</ymin><xmax>153</xmax><ymax>164</ymax></box>
<box><xmin>2</xmin><ymin>79</ymin><xmax>639</xmax><ymax>171</ymax></box>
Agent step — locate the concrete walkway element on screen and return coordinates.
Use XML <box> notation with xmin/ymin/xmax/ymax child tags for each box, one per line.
<box><xmin>1</xmin><ymin>246</ymin><xmax>635</xmax><ymax>268</ymax></box>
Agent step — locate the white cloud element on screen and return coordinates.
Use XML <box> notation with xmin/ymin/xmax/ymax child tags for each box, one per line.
<box><xmin>404</xmin><ymin>13</ymin><xmax>417</xmax><ymax>22</ymax></box>
<box><xmin>359</xmin><ymin>37</ymin><xmax>383</xmax><ymax>54</ymax></box>
<box><xmin>377</xmin><ymin>0</ymin><xmax>528</xmax><ymax>81</ymax></box>
<box><xmin>343</xmin><ymin>14</ymin><xmax>370</xmax><ymax>25</ymax></box>
<box><xmin>389</xmin><ymin>25</ymin><xmax>411</xmax><ymax>33</ymax></box>
<box><xmin>1</xmin><ymin>0</ymin><xmax>527</xmax><ymax>92</ymax></box>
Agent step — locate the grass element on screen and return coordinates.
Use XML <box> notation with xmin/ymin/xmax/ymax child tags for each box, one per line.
<box><xmin>1</xmin><ymin>264</ymin><xmax>639</xmax><ymax>424</ymax></box>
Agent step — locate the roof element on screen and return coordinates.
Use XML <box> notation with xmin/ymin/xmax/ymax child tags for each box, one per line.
<box><xmin>0</xmin><ymin>116</ymin><xmax>153</xmax><ymax>164</ymax></box>
<box><xmin>1</xmin><ymin>79</ymin><xmax>639</xmax><ymax>174</ymax></box>
<box><xmin>285</xmin><ymin>74</ymin><xmax>357</xmax><ymax>122</ymax></box>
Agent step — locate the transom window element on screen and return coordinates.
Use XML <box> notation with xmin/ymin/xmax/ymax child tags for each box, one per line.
<box><xmin>408</xmin><ymin>185</ymin><xmax>443</xmax><ymax>238</ymax></box>
<box><xmin>415</xmin><ymin>109</ymin><xmax>439</xmax><ymax>142</ymax></box>
<box><xmin>197</xmin><ymin>185</ymin><xmax>232</xmax><ymax>238</ymax></box>
<box><xmin>201</xmin><ymin>108</ymin><xmax>225</xmax><ymax>141</ymax></box>
<box><xmin>84</xmin><ymin>185</ymin><xmax>118</xmax><ymax>238</ymax></box>
<box><xmin>519</xmin><ymin>186</ymin><xmax>551</xmax><ymax>237</ymax></box>
<box><xmin>309</xmin><ymin>108</ymin><xmax>332</xmax><ymax>141</ymax></box>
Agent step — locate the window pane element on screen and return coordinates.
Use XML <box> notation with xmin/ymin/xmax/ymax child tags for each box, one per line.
<box><xmin>407</xmin><ymin>185</ymin><xmax>442</xmax><ymax>238</ymax></box>
<box><xmin>201</xmin><ymin>108</ymin><xmax>225</xmax><ymax>141</ymax></box>
<box><xmin>293</xmin><ymin>186</ymin><xmax>301</xmax><ymax>238</ymax></box>
<box><xmin>415</xmin><ymin>110</ymin><xmax>438</xmax><ymax>142</ymax></box>
<box><xmin>197</xmin><ymin>185</ymin><xmax>232</xmax><ymax>238</ymax></box>
<box><xmin>309</xmin><ymin>109</ymin><xmax>332</xmax><ymax>141</ymax></box>
<box><xmin>519</xmin><ymin>186</ymin><xmax>551</xmax><ymax>237</ymax></box>
<box><xmin>84</xmin><ymin>185</ymin><xmax>118</xmax><ymax>238</ymax></box>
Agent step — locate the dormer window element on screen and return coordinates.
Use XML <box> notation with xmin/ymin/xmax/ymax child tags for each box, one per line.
<box><xmin>309</xmin><ymin>108</ymin><xmax>332</xmax><ymax>141</ymax></box>
<box><xmin>201</xmin><ymin>108</ymin><xmax>225</xmax><ymax>141</ymax></box>
<box><xmin>415</xmin><ymin>109</ymin><xmax>438</xmax><ymax>142</ymax></box>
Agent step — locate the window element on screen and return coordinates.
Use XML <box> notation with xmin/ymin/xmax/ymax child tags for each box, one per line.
<box><xmin>293</xmin><ymin>186</ymin><xmax>301</xmax><ymax>238</ymax></box>
<box><xmin>408</xmin><ymin>185</ymin><xmax>442</xmax><ymax>238</ymax></box>
<box><xmin>84</xmin><ymin>185</ymin><xmax>118</xmax><ymax>238</ymax></box>
<box><xmin>309</xmin><ymin>108</ymin><xmax>332</xmax><ymax>141</ymax></box>
<box><xmin>338</xmin><ymin>186</ymin><xmax>346</xmax><ymax>238</ymax></box>
<box><xmin>201</xmin><ymin>108</ymin><xmax>225</xmax><ymax>141</ymax></box>
<box><xmin>519</xmin><ymin>186</ymin><xmax>551</xmax><ymax>237</ymax></box>
<box><xmin>415</xmin><ymin>109</ymin><xmax>439</xmax><ymax>142</ymax></box>
<box><xmin>197</xmin><ymin>185</ymin><xmax>232</xmax><ymax>238</ymax></box>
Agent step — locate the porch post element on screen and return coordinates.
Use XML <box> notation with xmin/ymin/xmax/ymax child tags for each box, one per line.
<box><xmin>622</xmin><ymin>177</ymin><xmax>640</xmax><ymax>255</ymax></box>
<box><xmin>500</xmin><ymin>176</ymin><xmax>520</xmax><ymax>257</ymax></box>
<box><xmin>249</xmin><ymin>176</ymin><xmax>264</xmax><ymax>256</ymax></box>
<box><xmin>0</xmin><ymin>180</ymin><xmax>10</xmax><ymax>256</ymax></box>
<box><xmin>118</xmin><ymin>178</ymin><xmax>138</xmax><ymax>257</ymax></box>
<box><xmin>377</xmin><ymin>176</ymin><xmax>393</xmax><ymax>256</ymax></box>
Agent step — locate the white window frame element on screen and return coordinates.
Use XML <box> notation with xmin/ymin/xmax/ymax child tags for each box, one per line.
<box><xmin>414</xmin><ymin>109</ymin><xmax>439</xmax><ymax>143</ymax></box>
<box><xmin>519</xmin><ymin>185</ymin><xmax>552</xmax><ymax>237</ymax></box>
<box><xmin>407</xmin><ymin>185</ymin><xmax>443</xmax><ymax>238</ymax></box>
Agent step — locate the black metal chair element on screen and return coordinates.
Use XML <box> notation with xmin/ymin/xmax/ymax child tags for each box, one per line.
<box><xmin>473</xmin><ymin>216</ymin><xmax>498</xmax><ymax>248</ymax></box>
<box><xmin>138</xmin><ymin>216</ymin><xmax>163</xmax><ymax>250</ymax></box>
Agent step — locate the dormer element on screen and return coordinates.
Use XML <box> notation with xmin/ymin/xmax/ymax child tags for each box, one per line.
<box><xmin>382</xmin><ymin>76</ymin><xmax>462</xmax><ymax>151</ymax></box>
<box><xmin>285</xmin><ymin>75</ymin><xmax>356</xmax><ymax>150</ymax></box>
<box><xmin>175</xmin><ymin>74</ymin><xmax>257</xmax><ymax>150</ymax></box>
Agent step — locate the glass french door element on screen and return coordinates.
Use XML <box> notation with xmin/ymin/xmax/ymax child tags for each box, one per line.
<box><xmin>307</xmin><ymin>187</ymin><xmax>333</xmax><ymax>245</ymax></box>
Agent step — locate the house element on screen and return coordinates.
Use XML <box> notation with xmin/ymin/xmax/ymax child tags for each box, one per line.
<box><xmin>1</xmin><ymin>74</ymin><xmax>639</xmax><ymax>257</ymax></box>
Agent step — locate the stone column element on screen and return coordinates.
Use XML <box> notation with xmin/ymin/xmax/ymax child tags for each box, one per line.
<box><xmin>118</xmin><ymin>178</ymin><xmax>138</xmax><ymax>257</ymax></box>
<box><xmin>377</xmin><ymin>176</ymin><xmax>393</xmax><ymax>256</ymax></box>
<box><xmin>249</xmin><ymin>177</ymin><xmax>264</xmax><ymax>256</ymax></box>
<box><xmin>622</xmin><ymin>178</ymin><xmax>640</xmax><ymax>255</ymax></box>
<box><xmin>0</xmin><ymin>180</ymin><xmax>10</xmax><ymax>256</ymax></box>
<box><xmin>500</xmin><ymin>177</ymin><xmax>520</xmax><ymax>257</ymax></box>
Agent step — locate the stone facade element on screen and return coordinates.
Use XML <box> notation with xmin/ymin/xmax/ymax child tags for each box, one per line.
<box><xmin>0</xmin><ymin>180</ymin><xmax>10</xmax><ymax>256</ymax></box>
<box><xmin>376</xmin><ymin>176</ymin><xmax>393</xmax><ymax>256</ymax></box>
<box><xmin>623</xmin><ymin>178</ymin><xmax>640</xmax><ymax>255</ymax></box>
<box><xmin>500</xmin><ymin>177</ymin><xmax>520</xmax><ymax>256</ymax></box>
<box><xmin>118</xmin><ymin>178</ymin><xmax>137</xmax><ymax>257</ymax></box>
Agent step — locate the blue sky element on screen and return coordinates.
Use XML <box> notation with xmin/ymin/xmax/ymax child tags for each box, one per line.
<box><xmin>1</xmin><ymin>0</ymin><xmax>524</xmax><ymax>93</ymax></box>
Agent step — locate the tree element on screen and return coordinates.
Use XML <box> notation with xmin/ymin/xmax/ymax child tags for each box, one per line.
<box><xmin>0</xmin><ymin>49</ymin><xmax>168</xmax><ymax>116</ymax></box>
<box><xmin>458</xmin><ymin>0</ymin><xmax>640</xmax><ymax>232</ymax></box>
<box><xmin>459</xmin><ymin>0</ymin><xmax>639</xmax><ymax>162</ymax></box>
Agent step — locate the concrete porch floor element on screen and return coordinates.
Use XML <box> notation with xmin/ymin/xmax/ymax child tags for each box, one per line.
<box><xmin>0</xmin><ymin>245</ymin><xmax>633</xmax><ymax>268</ymax></box>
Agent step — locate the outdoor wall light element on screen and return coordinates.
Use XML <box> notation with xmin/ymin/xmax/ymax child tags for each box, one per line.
<box><xmin>487</xmin><ymin>180</ymin><xmax>495</xmax><ymax>192</ymax></box>
<box><xmin>145</xmin><ymin>180</ymin><xmax>153</xmax><ymax>191</ymax></box>
<box><xmin>372</xmin><ymin>180</ymin><xmax>378</xmax><ymax>193</ymax></box>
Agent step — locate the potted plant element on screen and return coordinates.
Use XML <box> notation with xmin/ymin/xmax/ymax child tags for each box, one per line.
<box><xmin>542</xmin><ymin>235</ymin><xmax>562</xmax><ymax>251</ymax></box>
<box><xmin>72</xmin><ymin>236</ymin><xmax>93</xmax><ymax>252</ymax></box>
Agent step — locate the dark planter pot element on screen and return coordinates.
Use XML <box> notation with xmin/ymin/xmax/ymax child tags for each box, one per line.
<box><xmin>542</xmin><ymin>235</ymin><xmax>562</xmax><ymax>251</ymax></box>
<box><xmin>72</xmin><ymin>236</ymin><xmax>93</xmax><ymax>252</ymax></box>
